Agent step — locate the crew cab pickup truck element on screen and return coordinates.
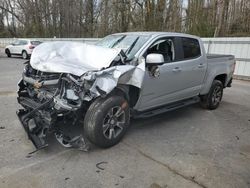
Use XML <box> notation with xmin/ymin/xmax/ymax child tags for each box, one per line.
<box><xmin>17</xmin><ymin>32</ymin><xmax>235</xmax><ymax>151</ymax></box>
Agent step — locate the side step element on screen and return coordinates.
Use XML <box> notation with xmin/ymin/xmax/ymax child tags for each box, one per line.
<box><xmin>133</xmin><ymin>97</ymin><xmax>200</xmax><ymax>119</ymax></box>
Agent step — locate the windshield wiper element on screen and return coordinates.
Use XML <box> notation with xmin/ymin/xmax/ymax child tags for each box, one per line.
<box><xmin>125</xmin><ymin>37</ymin><xmax>139</xmax><ymax>56</ymax></box>
<box><xmin>111</xmin><ymin>35</ymin><xmax>126</xmax><ymax>48</ymax></box>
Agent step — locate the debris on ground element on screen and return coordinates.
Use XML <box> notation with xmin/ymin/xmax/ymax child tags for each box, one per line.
<box><xmin>96</xmin><ymin>161</ymin><xmax>108</xmax><ymax>170</ymax></box>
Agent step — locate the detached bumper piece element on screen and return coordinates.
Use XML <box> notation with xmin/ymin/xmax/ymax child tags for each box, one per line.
<box><xmin>17</xmin><ymin>76</ymin><xmax>90</xmax><ymax>152</ymax></box>
<box><xmin>17</xmin><ymin>97</ymin><xmax>55</xmax><ymax>150</ymax></box>
<box><xmin>17</xmin><ymin>110</ymin><xmax>48</xmax><ymax>150</ymax></box>
<box><xmin>17</xmin><ymin>96</ymin><xmax>90</xmax><ymax>152</ymax></box>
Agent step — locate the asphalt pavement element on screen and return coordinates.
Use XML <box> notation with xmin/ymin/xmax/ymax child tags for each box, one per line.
<box><xmin>0</xmin><ymin>55</ymin><xmax>250</xmax><ymax>188</ymax></box>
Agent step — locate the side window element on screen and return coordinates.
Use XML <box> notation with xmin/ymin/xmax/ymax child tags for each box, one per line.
<box><xmin>19</xmin><ymin>40</ymin><xmax>28</xmax><ymax>45</ymax></box>
<box><xmin>181</xmin><ymin>37</ymin><xmax>201</xmax><ymax>59</ymax></box>
<box><xmin>146</xmin><ymin>38</ymin><xmax>175</xmax><ymax>62</ymax></box>
<box><xmin>13</xmin><ymin>40</ymin><xmax>20</xmax><ymax>45</ymax></box>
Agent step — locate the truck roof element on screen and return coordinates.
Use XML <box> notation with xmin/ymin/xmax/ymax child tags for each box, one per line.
<box><xmin>112</xmin><ymin>32</ymin><xmax>200</xmax><ymax>39</ymax></box>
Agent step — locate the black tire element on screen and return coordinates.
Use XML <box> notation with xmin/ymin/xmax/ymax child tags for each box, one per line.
<box><xmin>5</xmin><ymin>49</ymin><xmax>11</xmax><ymax>57</ymax></box>
<box><xmin>200</xmin><ymin>80</ymin><xmax>223</xmax><ymax>110</ymax></box>
<box><xmin>22</xmin><ymin>50</ymin><xmax>28</xmax><ymax>59</ymax></box>
<box><xmin>84</xmin><ymin>95</ymin><xmax>130</xmax><ymax>148</ymax></box>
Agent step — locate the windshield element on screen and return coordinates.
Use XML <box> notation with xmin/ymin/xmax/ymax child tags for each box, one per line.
<box><xmin>96</xmin><ymin>35</ymin><xmax>149</xmax><ymax>59</ymax></box>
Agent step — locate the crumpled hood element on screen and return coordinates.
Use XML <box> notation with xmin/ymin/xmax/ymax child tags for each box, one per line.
<box><xmin>30</xmin><ymin>41</ymin><xmax>121</xmax><ymax>76</ymax></box>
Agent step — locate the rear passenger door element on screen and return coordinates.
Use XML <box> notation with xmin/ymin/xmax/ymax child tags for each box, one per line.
<box><xmin>136</xmin><ymin>37</ymin><xmax>207</xmax><ymax>111</ymax></box>
<box><xmin>179</xmin><ymin>37</ymin><xmax>207</xmax><ymax>92</ymax></box>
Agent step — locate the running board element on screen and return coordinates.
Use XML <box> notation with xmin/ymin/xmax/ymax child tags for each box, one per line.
<box><xmin>133</xmin><ymin>97</ymin><xmax>200</xmax><ymax>119</ymax></box>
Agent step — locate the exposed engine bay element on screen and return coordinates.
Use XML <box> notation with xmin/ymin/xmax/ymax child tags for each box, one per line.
<box><xmin>17</xmin><ymin>42</ymin><xmax>145</xmax><ymax>152</ymax></box>
<box><xmin>17</xmin><ymin>64</ymin><xmax>91</xmax><ymax>151</ymax></box>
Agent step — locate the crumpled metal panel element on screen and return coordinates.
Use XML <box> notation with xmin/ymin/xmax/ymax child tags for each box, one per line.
<box><xmin>30</xmin><ymin>41</ymin><xmax>146</xmax><ymax>100</ymax></box>
<box><xmin>30</xmin><ymin>41</ymin><xmax>121</xmax><ymax>76</ymax></box>
<box><xmin>82</xmin><ymin>62</ymin><xmax>145</xmax><ymax>100</ymax></box>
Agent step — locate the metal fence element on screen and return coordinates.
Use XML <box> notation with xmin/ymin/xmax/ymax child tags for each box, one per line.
<box><xmin>202</xmin><ymin>37</ymin><xmax>250</xmax><ymax>78</ymax></box>
<box><xmin>0</xmin><ymin>37</ymin><xmax>250</xmax><ymax>78</ymax></box>
<box><xmin>0</xmin><ymin>38</ymin><xmax>99</xmax><ymax>47</ymax></box>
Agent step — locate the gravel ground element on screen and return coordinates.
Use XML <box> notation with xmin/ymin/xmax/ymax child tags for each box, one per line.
<box><xmin>0</xmin><ymin>56</ymin><xmax>250</xmax><ymax>188</ymax></box>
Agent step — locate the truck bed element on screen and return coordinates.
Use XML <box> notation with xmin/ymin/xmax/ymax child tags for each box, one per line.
<box><xmin>206</xmin><ymin>54</ymin><xmax>234</xmax><ymax>62</ymax></box>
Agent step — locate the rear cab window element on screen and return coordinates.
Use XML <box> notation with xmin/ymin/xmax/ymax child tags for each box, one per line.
<box><xmin>181</xmin><ymin>37</ymin><xmax>201</xmax><ymax>59</ymax></box>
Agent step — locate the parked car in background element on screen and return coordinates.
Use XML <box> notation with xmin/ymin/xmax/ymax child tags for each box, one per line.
<box><xmin>5</xmin><ymin>39</ymin><xmax>42</xmax><ymax>59</ymax></box>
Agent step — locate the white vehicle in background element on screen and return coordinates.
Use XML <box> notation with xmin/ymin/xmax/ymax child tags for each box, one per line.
<box><xmin>5</xmin><ymin>39</ymin><xmax>42</xmax><ymax>59</ymax></box>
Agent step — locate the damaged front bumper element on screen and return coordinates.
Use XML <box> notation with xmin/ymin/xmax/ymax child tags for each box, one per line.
<box><xmin>17</xmin><ymin>95</ymin><xmax>89</xmax><ymax>151</ymax></box>
<box><xmin>16</xmin><ymin>54</ymin><xmax>145</xmax><ymax>151</ymax></box>
<box><xmin>16</xmin><ymin>74</ymin><xmax>89</xmax><ymax>151</ymax></box>
<box><xmin>17</xmin><ymin>107</ymin><xmax>51</xmax><ymax>149</ymax></box>
<box><xmin>17</xmin><ymin>79</ymin><xmax>57</xmax><ymax>150</ymax></box>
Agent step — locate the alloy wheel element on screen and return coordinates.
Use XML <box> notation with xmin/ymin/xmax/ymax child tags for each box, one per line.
<box><xmin>211</xmin><ymin>85</ymin><xmax>222</xmax><ymax>105</ymax></box>
<box><xmin>102</xmin><ymin>106</ymin><xmax>126</xmax><ymax>140</ymax></box>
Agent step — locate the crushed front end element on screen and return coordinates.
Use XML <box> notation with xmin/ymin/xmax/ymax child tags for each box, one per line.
<box><xmin>17</xmin><ymin>63</ymin><xmax>91</xmax><ymax>151</ymax></box>
<box><xmin>16</xmin><ymin>40</ymin><xmax>146</xmax><ymax>151</ymax></box>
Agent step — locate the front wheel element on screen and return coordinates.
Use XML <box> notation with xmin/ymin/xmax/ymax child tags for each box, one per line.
<box><xmin>5</xmin><ymin>49</ymin><xmax>11</xmax><ymax>57</ymax></box>
<box><xmin>200</xmin><ymin>80</ymin><xmax>223</xmax><ymax>110</ymax></box>
<box><xmin>84</xmin><ymin>95</ymin><xmax>130</xmax><ymax>148</ymax></box>
<box><xmin>22</xmin><ymin>50</ymin><xmax>28</xmax><ymax>59</ymax></box>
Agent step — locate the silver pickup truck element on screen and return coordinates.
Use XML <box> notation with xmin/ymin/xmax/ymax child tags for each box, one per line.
<box><xmin>17</xmin><ymin>32</ymin><xmax>235</xmax><ymax>151</ymax></box>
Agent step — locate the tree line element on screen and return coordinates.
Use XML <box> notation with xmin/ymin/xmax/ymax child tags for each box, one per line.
<box><xmin>0</xmin><ymin>0</ymin><xmax>249</xmax><ymax>38</ymax></box>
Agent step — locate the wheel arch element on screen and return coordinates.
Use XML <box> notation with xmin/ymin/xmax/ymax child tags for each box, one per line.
<box><xmin>5</xmin><ymin>48</ymin><xmax>10</xmax><ymax>53</ymax></box>
<box><xmin>200</xmin><ymin>72</ymin><xmax>228</xmax><ymax>95</ymax></box>
<box><xmin>22</xmin><ymin>49</ymin><xmax>27</xmax><ymax>54</ymax></box>
<box><xmin>111</xmin><ymin>84</ymin><xmax>141</xmax><ymax>108</ymax></box>
<box><xmin>214</xmin><ymin>74</ymin><xmax>227</xmax><ymax>87</ymax></box>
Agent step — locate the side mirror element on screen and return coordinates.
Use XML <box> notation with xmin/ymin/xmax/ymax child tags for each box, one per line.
<box><xmin>146</xmin><ymin>53</ymin><xmax>164</xmax><ymax>65</ymax></box>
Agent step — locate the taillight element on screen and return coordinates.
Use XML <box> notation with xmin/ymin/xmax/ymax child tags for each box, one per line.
<box><xmin>29</xmin><ymin>45</ymin><xmax>35</xmax><ymax>49</ymax></box>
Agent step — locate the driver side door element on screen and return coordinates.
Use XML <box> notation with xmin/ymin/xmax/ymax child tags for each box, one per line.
<box><xmin>135</xmin><ymin>36</ymin><xmax>206</xmax><ymax>111</ymax></box>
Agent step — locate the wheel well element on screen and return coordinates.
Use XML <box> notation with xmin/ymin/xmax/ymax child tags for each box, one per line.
<box><xmin>112</xmin><ymin>85</ymin><xmax>140</xmax><ymax>107</ymax></box>
<box><xmin>22</xmin><ymin>50</ymin><xmax>27</xmax><ymax>54</ymax></box>
<box><xmin>128</xmin><ymin>85</ymin><xmax>140</xmax><ymax>107</ymax></box>
<box><xmin>5</xmin><ymin>48</ymin><xmax>9</xmax><ymax>53</ymax></box>
<box><xmin>214</xmin><ymin>74</ymin><xmax>227</xmax><ymax>87</ymax></box>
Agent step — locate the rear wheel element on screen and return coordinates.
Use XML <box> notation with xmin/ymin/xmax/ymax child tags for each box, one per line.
<box><xmin>22</xmin><ymin>50</ymin><xmax>28</xmax><ymax>59</ymax></box>
<box><xmin>84</xmin><ymin>95</ymin><xmax>130</xmax><ymax>148</ymax></box>
<box><xmin>200</xmin><ymin>80</ymin><xmax>223</xmax><ymax>110</ymax></box>
<box><xmin>5</xmin><ymin>49</ymin><xmax>11</xmax><ymax>57</ymax></box>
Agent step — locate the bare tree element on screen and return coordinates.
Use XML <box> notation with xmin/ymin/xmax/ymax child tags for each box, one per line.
<box><xmin>0</xmin><ymin>0</ymin><xmax>249</xmax><ymax>37</ymax></box>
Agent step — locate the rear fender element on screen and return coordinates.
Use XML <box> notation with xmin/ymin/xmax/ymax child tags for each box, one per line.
<box><xmin>200</xmin><ymin>72</ymin><xmax>228</xmax><ymax>95</ymax></box>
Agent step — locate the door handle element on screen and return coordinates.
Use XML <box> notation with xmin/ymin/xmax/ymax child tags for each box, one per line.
<box><xmin>172</xmin><ymin>67</ymin><xmax>181</xmax><ymax>72</ymax></box>
<box><xmin>198</xmin><ymin>64</ymin><xmax>204</xmax><ymax>68</ymax></box>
